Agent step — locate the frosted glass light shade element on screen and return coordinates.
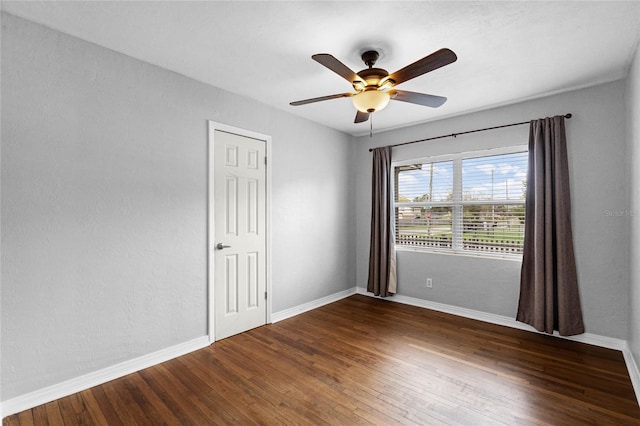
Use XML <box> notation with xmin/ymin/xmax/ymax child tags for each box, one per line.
<box><xmin>352</xmin><ymin>90</ymin><xmax>391</xmax><ymax>113</ymax></box>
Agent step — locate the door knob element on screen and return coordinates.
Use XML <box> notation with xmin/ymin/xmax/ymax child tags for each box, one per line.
<box><xmin>216</xmin><ymin>243</ymin><xmax>231</xmax><ymax>250</ymax></box>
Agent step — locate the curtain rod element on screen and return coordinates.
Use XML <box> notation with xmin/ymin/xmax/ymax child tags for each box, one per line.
<box><xmin>368</xmin><ymin>113</ymin><xmax>572</xmax><ymax>152</ymax></box>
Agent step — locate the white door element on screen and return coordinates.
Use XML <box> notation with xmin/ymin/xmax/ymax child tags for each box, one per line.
<box><xmin>212</xmin><ymin>128</ymin><xmax>267</xmax><ymax>340</ymax></box>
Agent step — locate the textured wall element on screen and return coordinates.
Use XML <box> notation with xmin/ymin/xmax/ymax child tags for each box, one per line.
<box><xmin>355</xmin><ymin>80</ymin><xmax>630</xmax><ymax>339</ymax></box>
<box><xmin>1</xmin><ymin>13</ymin><xmax>354</xmax><ymax>400</ymax></box>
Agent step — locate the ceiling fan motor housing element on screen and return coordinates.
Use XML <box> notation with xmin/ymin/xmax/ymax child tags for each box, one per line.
<box><xmin>354</xmin><ymin>51</ymin><xmax>394</xmax><ymax>90</ymax></box>
<box><xmin>355</xmin><ymin>68</ymin><xmax>390</xmax><ymax>88</ymax></box>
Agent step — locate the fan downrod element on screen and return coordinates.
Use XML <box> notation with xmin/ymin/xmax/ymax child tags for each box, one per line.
<box><xmin>361</xmin><ymin>51</ymin><xmax>379</xmax><ymax>68</ymax></box>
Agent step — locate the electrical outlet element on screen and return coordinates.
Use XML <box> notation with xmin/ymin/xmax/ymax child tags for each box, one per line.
<box><xmin>426</xmin><ymin>278</ymin><xmax>433</xmax><ymax>288</ymax></box>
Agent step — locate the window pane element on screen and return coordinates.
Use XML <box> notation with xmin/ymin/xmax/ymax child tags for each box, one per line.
<box><xmin>462</xmin><ymin>204</ymin><xmax>525</xmax><ymax>254</ymax></box>
<box><xmin>394</xmin><ymin>149</ymin><xmax>527</xmax><ymax>257</ymax></box>
<box><xmin>395</xmin><ymin>206</ymin><xmax>453</xmax><ymax>249</ymax></box>
<box><xmin>462</xmin><ymin>152</ymin><xmax>528</xmax><ymax>201</ymax></box>
<box><xmin>396</xmin><ymin>161</ymin><xmax>453</xmax><ymax>203</ymax></box>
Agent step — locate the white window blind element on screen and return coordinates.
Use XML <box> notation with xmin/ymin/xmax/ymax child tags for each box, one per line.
<box><xmin>394</xmin><ymin>148</ymin><xmax>527</xmax><ymax>257</ymax></box>
<box><xmin>395</xmin><ymin>160</ymin><xmax>454</xmax><ymax>250</ymax></box>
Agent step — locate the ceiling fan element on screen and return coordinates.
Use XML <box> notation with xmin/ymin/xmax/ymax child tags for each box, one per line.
<box><xmin>290</xmin><ymin>48</ymin><xmax>458</xmax><ymax>124</ymax></box>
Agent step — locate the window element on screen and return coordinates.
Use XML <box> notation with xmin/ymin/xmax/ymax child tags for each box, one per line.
<box><xmin>394</xmin><ymin>147</ymin><xmax>527</xmax><ymax>257</ymax></box>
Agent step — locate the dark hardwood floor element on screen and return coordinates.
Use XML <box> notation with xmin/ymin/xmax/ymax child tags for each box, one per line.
<box><xmin>4</xmin><ymin>294</ymin><xmax>640</xmax><ymax>425</ymax></box>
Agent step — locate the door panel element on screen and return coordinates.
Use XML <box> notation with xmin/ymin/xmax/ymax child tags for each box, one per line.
<box><xmin>213</xmin><ymin>129</ymin><xmax>266</xmax><ymax>340</ymax></box>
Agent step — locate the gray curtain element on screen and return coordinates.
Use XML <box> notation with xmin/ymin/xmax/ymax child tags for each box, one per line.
<box><xmin>517</xmin><ymin>116</ymin><xmax>584</xmax><ymax>336</ymax></box>
<box><xmin>367</xmin><ymin>146</ymin><xmax>397</xmax><ymax>297</ymax></box>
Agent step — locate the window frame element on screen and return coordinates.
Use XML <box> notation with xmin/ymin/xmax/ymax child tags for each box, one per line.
<box><xmin>392</xmin><ymin>145</ymin><xmax>528</xmax><ymax>259</ymax></box>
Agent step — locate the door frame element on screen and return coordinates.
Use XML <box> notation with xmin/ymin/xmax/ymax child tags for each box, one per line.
<box><xmin>207</xmin><ymin>121</ymin><xmax>272</xmax><ymax>344</ymax></box>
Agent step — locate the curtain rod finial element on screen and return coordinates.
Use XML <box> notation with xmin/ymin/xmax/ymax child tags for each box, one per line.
<box><xmin>564</xmin><ymin>113</ymin><xmax>572</xmax><ymax>119</ymax></box>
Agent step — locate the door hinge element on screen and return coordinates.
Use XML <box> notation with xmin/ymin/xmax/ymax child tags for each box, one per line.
<box><xmin>264</xmin><ymin>291</ymin><xmax>267</xmax><ymax>300</ymax></box>
<box><xmin>264</xmin><ymin>156</ymin><xmax>267</xmax><ymax>166</ymax></box>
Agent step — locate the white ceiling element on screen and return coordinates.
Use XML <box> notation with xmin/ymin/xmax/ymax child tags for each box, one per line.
<box><xmin>3</xmin><ymin>1</ymin><xmax>639</xmax><ymax>136</ymax></box>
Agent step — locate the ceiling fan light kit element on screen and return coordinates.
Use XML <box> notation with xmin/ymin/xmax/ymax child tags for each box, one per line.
<box><xmin>352</xmin><ymin>89</ymin><xmax>391</xmax><ymax>113</ymax></box>
<box><xmin>290</xmin><ymin>47</ymin><xmax>457</xmax><ymax>129</ymax></box>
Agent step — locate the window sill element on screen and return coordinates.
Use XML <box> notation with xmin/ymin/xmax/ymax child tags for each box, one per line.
<box><xmin>395</xmin><ymin>245</ymin><xmax>523</xmax><ymax>262</ymax></box>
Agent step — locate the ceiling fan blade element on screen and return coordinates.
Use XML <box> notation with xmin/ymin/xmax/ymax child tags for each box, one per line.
<box><xmin>312</xmin><ymin>54</ymin><xmax>361</xmax><ymax>84</ymax></box>
<box><xmin>388</xmin><ymin>48</ymin><xmax>457</xmax><ymax>86</ymax></box>
<box><xmin>290</xmin><ymin>92</ymin><xmax>353</xmax><ymax>106</ymax></box>
<box><xmin>390</xmin><ymin>90</ymin><xmax>447</xmax><ymax>108</ymax></box>
<box><xmin>354</xmin><ymin>110</ymin><xmax>370</xmax><ymax>123</ymax></box>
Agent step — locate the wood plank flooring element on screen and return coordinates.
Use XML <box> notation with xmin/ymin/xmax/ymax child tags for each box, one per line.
<box><xmin>4</xmin><ymin>294</ymin><xmax>640</xmax><ymax>425</ymax></box>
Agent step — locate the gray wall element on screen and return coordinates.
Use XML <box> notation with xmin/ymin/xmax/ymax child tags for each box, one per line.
<box><xmin>0</xmin><ymin>13</ymin><xmax>355</xmax><ymax>400</ymax></box>
<box><xmin>355</xmin><ymin>80</ymin><xmax>630</xmax><ymax>339</ymax></box>
<box><xmin>627</xmin><ymin>40</ymin><xmax>640</xmax><ymax>373</ymax></box>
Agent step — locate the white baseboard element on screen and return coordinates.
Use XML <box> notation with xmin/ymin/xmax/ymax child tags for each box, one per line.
<box><xmin>271</xmin><ymin>287</ymin><xmax>357</xmax><ymax>323</ymax></box>
<box><xmin>622</xmin><ymin>343</ymin><xmax>640</xmax><ymax>405</ymax></box>
<box><xmin>355</xmin><ymin>286</ymin><xmax>626</xmax><ymax>350</ymax></box>
<box><xmin>357</xmin><ymin>286</ymin><xmax>640</xmax><ymax>405</ymax></box>
<box><xmin>1</xmin><ymin>336</ymin><xmax>210</xmax><ymax>419</ymax></box>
